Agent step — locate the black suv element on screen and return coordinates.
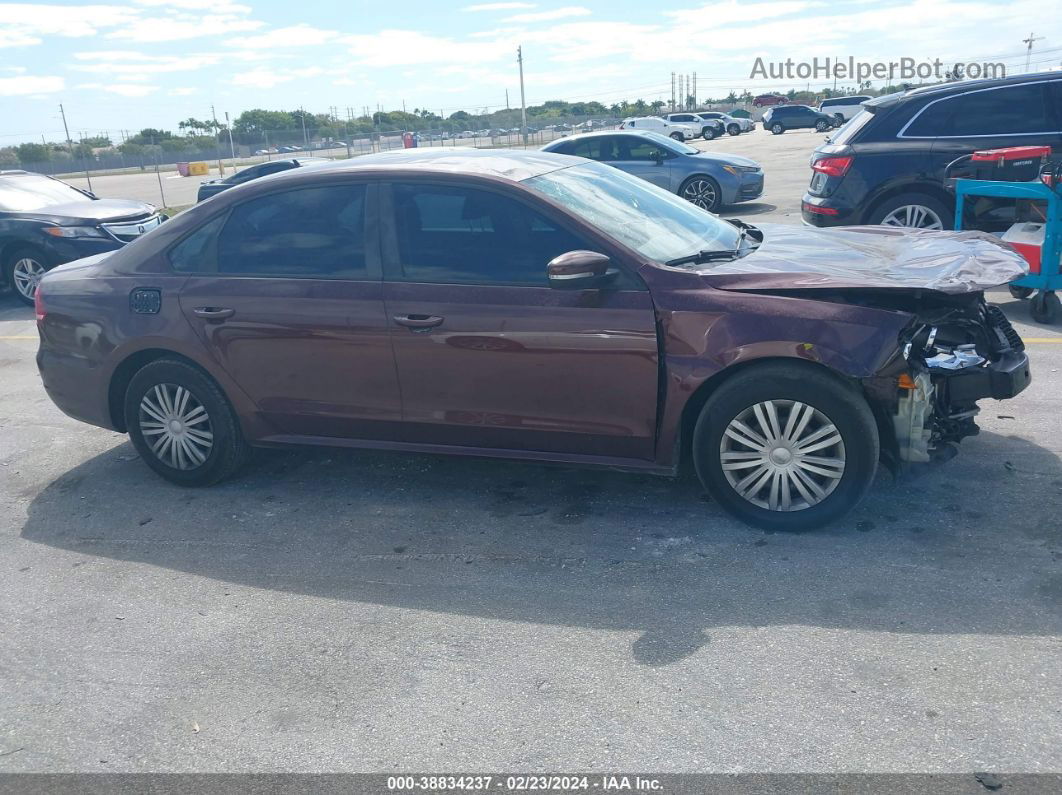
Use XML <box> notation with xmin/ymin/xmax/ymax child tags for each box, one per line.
<box><xmin>803</xmin><ymin>73</ymin><xmax>1062</xmax><ymax>228</ymax></box>
<box><xmin>196</xmin><ymin>157</ymin><xmax>331</xmax><ymax>202</ymax></box>
<box><xmin>0</xmin><ymin>171</ymin><xmax>161</xmax><ymax>304</ymax></box>
<box><xmin>762</xmin><ymin>105</ymin><xmax>834</xmax><ymax>135</ymax></box>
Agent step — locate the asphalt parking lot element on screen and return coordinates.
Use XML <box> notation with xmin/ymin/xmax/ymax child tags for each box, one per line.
<box><xmin>3</xmin><ymin>130</ymin><xmax>1062</xmax><ymax>773</ymax></box>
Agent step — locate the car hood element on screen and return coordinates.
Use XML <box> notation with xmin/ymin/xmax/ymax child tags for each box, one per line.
<box><xmin>29</xmin><ymin>198</ymin><xmax>156</xmax><ymax>223</ymax></box>
<box><xmin>692</xmin><ymin>151</ymin><xmax>760</xmax><ymax>168</ymax></box>
<box><xmin>696</xmin><ymin>223</ymin><xmax>1028</xmax><ymax>295</ymax></box>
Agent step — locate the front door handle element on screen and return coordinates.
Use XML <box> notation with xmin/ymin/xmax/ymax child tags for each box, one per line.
<box><xmin>193</xmin><ymin>306</ymin><xmax>235</xmax><ymax>320</ymax></box>
<box><xmin>393</xmin><ymin>314</ymin><xmax>444</xmax><ymax>329</ymax></box>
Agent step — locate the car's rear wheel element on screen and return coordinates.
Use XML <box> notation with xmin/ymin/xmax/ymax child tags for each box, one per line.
<box><xmin>770</xmin><ymin>122</ymin><xmax>784</xmax><ymax>135</ymax></box>
<box><xmin>124</xmin><ymin>358</ymin><xmax>249</xmax><ymax>486</ymax></box>
<box><xmin>670</xmin><ymin>132</ymin><xmax>685</xmax><ymax>141</ymax></box>
<box><xmin>815</xmin><ymin>119</ymin><xmax>830</xmax><ymax>132</ymax></box>
<box><xmin>831</xmin><ymin>114</ymin><xmax>845</xmax><ymax>127</ymax></box>
<box><xmin>693</xmin><ymin>362</ymin><xmax>879</xmax><ymax>531</ymax></box>
<box><xmin>4</xmin><ymin>246</ymin><xmax>50</xmax><ymax>306</ymax></box>
<box><xmin>869</xmin><ymin>192</ymin><xmax>950</xmax><ymax>230</ymax></box>
<box><xmin>727</xmin><ymin>124</ymin><xmax>741</xmax><ymax>136</ymax></box>
<box><xmin>680</xmin><ymin>176</ymin><xmax>722</xmax><ymax>212</ymax></box>
<box><xmin>1009</xmin><ymin>285</ymin><xmax>1034</xmax><ymax>300</ymax></box>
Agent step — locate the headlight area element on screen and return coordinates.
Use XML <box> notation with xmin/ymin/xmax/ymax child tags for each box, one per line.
<box><xmin>872</xmin><ymin>298</ymin><xmax>1031</xmax><ymax>465</ymax></box>
<box><xmin>43</xmin><ymin>226</ymin><xmax>107</xmax><ymax>239</ymax></box>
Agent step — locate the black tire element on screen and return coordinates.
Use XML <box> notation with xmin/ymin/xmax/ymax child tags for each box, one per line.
<box><xmin>770</xmin><ymin>122</ymin><xmax>785</xmax><ymax>135</ymax></box>
<box><xmin>1030</xmin><ymin>291</ymin><xmax>1061</xmax><ymax>324</ymax></box>
<box><xmin>701</xmin><ymin>126</ymin><xmax>716</xmax><ymax>141</ymax></box>
<box><xmin>3</xmin><ymin>245</ymin><xmax>51</xmax><ymax>306</ymax></box>
<box><xmin>693</xmin><ymin>362</ymin><xmax>879</xmax><ymax>531</ymax></box>
<box><xmin>670</xmin><ymin>132</ymin><xmax>685</xmax><ymax>141</ymax></box>
<box><xmin>815</xmin><ymin>119</ymin><xmax>830</xmax><ymax>132</ymax></box>
<box><xmin>727</xmin><ymin>124</ymin><xmax>741</xmax><ymax>136</ymax></box>
<box><xmin>679</xmin><ymin>175</ymin><xmax>722</xmax><ymax>213</ymax></box>
<box><xmin>867</xmin><ymin>191</ymin><xmax>952</xmax><ymax>230</ymax></box>
<box><xmin>1009</xmin><ymin>285</ymin><xmax>1034</xmax><ymax>300</ymax></box>
<box><xmin>832</xmin><ymin>114</ymin><xmax>844</xmax><ymax>127</ymax></box>
<box><xmin>124</xmin><ymin>358</ymin><xmax>249</xmax><ymax>486</ymax></box>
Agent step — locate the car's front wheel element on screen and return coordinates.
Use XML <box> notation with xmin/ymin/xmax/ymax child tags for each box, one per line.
<box><xmin>727</xmin><ymin>124</ymin><xmax>741</xmax><ymax>136</ymax></box>
<box><xmin>680</xmin><ymin>176</ymin><xmax>722</xmax><ymax>213</ymax></box>
<box><xmin>4</xmin><ymin>246</ymin><xmax>50</xmax><ymax>306</ymax></box>
<box><xmin>770</xmin><ymin>122</ymin><xmax>785</xmax><ymax>135</ymax></box>
<box><xmin>702</xmin><ymin>126</ymin><xmax>717</xmax><ymax>140</ymax></box>
<box><xmin>693</xmin><ymin>362</ymin><xmax>879</xmax><ymax>531</ymax></box>
<box><xmin>669</xmin><ymin>132</ymin><xmax>685</xmax><ymax>141</ymax></box>
<box><xmin>815</xmin><ymin>119</ymin><xmax>831</xmax><ymax>132</ymax></box>
<box><xmin>124</xmin><ymin>358</ymin><xmax>249</xmax><ymax>486</ymax></box>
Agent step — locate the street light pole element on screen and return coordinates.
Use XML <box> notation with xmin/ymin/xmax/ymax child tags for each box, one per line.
<box><xmin>518</xmin><ymin>46</ymin><xmax>528</xmax><ymax>146</ymax></box>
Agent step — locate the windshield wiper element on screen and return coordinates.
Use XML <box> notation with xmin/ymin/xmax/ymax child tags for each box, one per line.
<box><xmin>664</xmin><ymin>249</ymin><xmax>741</xmax><ymax>267</ymax></box>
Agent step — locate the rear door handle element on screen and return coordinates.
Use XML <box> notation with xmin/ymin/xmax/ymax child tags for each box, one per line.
<box><xmin>193</xmin><ymin>307</ymin><xmax>235</xmax><ymax>320</ymax></box>
<box><xmin>393</xmin><ymin>314</ymin><xmax>444</xmax><ymax>329</ymax></box>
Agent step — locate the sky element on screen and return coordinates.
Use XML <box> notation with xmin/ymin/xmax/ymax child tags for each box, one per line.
<box><xmin>0</xmin><ymin>0</ymin><xmax>1059</xmax><ymax>144</ymax></box>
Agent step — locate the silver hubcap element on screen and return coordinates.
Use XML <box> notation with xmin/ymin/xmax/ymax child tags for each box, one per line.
<box><xmin>12</xmin><ymin>257</ymin><xmax>45</xmax><ymax>300</ymax></box>
<box><xmin>720</xmin><ymin>399</ymin><xmax>846</xmax><ymax>512</ymax></box>
<box><xmin>682</xmin><ymin>179</ymin><xmax>717</xmax><ymax>211</ymax></box>
<box><xmin>880</xmin><ymin>204</ymin><xmax>943</xmax><ymax>230</ymax></box>
<box><xmin>139</xmin><ymin>383</ymin><xmax>214</xmax><ymax>470</ymax></box>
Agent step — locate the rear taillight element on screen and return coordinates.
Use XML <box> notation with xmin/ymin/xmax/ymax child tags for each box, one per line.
<box><xmin>803</xmin><ymin>202</ymin><xmax>839</xmax><ymax>216</ymax></box>
<box><xmin>812</xmin><ymin>155</ymin><xmax>853</xmax><ymax>178</ymax></box>
<box><xmin>34</xmin><ymin>286</ymin><xmax>45</xmax><ymax>324</ymax></box>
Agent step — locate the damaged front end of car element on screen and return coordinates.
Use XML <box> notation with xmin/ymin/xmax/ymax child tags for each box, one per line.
<box><xmin>863</xmin><ymin>292</ymin><xmax>1031</xmax><ymax>467</ymax></box>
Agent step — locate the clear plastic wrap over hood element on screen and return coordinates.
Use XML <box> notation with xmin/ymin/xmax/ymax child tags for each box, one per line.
<box><xmin>698</xmin><ymin>223</ymin><xmax>1029</xmax><ymax>294</ymax></box>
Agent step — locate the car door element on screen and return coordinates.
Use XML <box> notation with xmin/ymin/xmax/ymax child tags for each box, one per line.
<box><xmin>601</xmin><ymin>136</ymin><xmax>672</xmax><ymax>188</ymax></box>
<box><xmin>379</xmin><ymin>179</ymin><xmax>659</xmax><ymax>460</ymax></box>
<box><xmin>922</xmin><ymin>80</ymin><xmax>1062</xmax><ymax>183</ymax></box>
<box><xmin>177</xmin><ymin>179</ymin><xmax>404</xmax><ymax>441</ymax></box>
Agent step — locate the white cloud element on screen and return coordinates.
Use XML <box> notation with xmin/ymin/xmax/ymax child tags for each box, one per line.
<box><xmin>71</xmin><ymin>53</ymin><xmax>222</xmax><ymax>75</ymax></box>
<box><xmin>0</xmin><ymin>74</ymin><xmax>64</xmax><ymax>95</ymax></box>
<box><xmin>77</xmin><ymin>81</ymin><xmax>158</xmax><ymax>96</ymax></box>
<box><xmin>502</xmin><ymin>6</ymin><xmax>590</xmax><ymax>22</ymax></box>
<box><xmin>230</xmin><ymin>66</ymin><xmax>325</xmax><ymax>88</ymax></box>
<box><xmin>346</xmin><ymin>29</ymin><xmax>512</xmax><ymax>66</ymax></box>
<box><xmin>227</xmin><ymin>24</ymin><xmax>338</xmax><ymax>49</ymax></box>
<box><xmin>462</xmin><ymin>2</ymin><xmax>535</xmax><ymax>10</ymax></box>
<box><xmin>0</xmin><ymin>29</ymin><xmax>40</xmax><ymax>47</ymax></box>
<box><xmin>0</xmin><ymin>4</ymin><xmax>139</xmax><ymax>38</ymax></box>
<box><xmin>169</xmin><ymin>86</ymin><xmax>196</xmax><ymax>95</ymax></box>
<box><xmin>133</xmin><ymin>0</ymin><xmax>250</xmax><ymax>11</ymax></box>
<box><xmin>107</xmin><ymin>15</ymin><xmax>262</xmax><ymax>42</ymax></box>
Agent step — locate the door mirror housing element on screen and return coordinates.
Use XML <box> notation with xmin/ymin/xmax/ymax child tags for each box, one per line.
<box><xmin>651</xmin><ymin>150</ymin><xmax>664</xmax><ymax>165</ymax></box>
<box><xmin>546</xmin><ymin>250</ymin><xmax>616</xmax><ymax>288</ymax></box>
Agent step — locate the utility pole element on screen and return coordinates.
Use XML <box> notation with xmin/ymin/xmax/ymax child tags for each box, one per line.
<box><xmin>210</xmin><ymin>104</ymin><xmax>224</xmax><ymax>175</ymax></box>
<box><xmin>77</xmin><ymin>131</ymin><xmax>93</xmax><ymax>193</ymax></box>
<box><xmin>670</xmin><ymin>72</ymin><xmax>676</xmax><ymax>111</ymax></box>
<box><xmin>505</xmin><ymin>89</ymin><xmax>509</xmax><ymax>110</ymax></box>
<box><xmin>1024</xmin><ymin>32</ymin><xmax>1044</xmax><ymax>72</ymax></box>
<box><xmin>692</xmin><ymin>71</ymin><xmax>697</xmax><ymax>109</ymax></box>
<box><xmin>299</xmin><ymin>105</ymin><xmax>309</xmax><ymax>146</ymax></box>
<box><xmin>224</xmin><ymin>111</ymin><xmax>237</xmax><ymax>169</ymax></box>
<box><xmin>517</xmin><ymin>46</ymin><xmax>528</xmax><ymax>145</ymax></box>
<box><xmin>58</xmin><ymin>103</ymin><xmax>72</xmax><ymax>153</ymax></box>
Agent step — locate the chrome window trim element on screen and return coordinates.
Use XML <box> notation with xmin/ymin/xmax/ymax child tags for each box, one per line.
<box><xmin>896</xmin><ymin>79</ymin><xmax>1062</xmax><ymax>139</ymax></box>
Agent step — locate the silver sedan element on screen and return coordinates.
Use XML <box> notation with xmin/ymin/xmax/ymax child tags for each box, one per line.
<box><xmin>542</xmin><ymin>130</ymin><xmax>764</xmax><ymax>213</ymax></box>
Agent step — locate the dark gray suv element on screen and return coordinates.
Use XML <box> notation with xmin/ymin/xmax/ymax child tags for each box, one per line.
<box><xmin>762</xmin><ymin>105</ymin><xmax>834</xmax><ymax>135</ymax></box>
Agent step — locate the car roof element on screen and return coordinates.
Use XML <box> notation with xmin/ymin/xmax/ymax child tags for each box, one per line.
<box><xmin>867</xmin><ymin>71</ymin><xmax>1061</xmax><ymax>108</ymax></box>
<box><xmin>545</xmin><ymin>129</ymin><xmax>659</xmax><ymax>143</ymax></box>
<box><xmin>274</xmin><ymin>147</ymin><xmax>586</xmax><ymax>183</ymax></box>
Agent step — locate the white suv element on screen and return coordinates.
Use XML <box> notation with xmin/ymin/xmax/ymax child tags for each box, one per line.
<box><xmin>696</xmin><ymin>111</ymin><xmax>754</xmax><ymax>136</ymax></box>
<box><xmin>817</xmin><ymin>95</ymin><xmax>872</xmax><ymax>124</ymax></box>
<box><xmin>662</xmin><ymin>113</ymin><xmax>718</xmax><ymax>140</ymax></box>
<box><xmin>619</xmin><ymin>116</ymin><xmax>693</xmax><ymax>140</ymax></box>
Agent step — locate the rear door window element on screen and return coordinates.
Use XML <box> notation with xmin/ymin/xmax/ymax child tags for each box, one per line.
<box><xmin>214</xmin><ymin>184</ymin><xmax>369</xmax><ymax>278</ymax></box>
<box><xmin>905</xmin><ymin>82</ymin><xmax>1056</xmax><ymax>137</ymax></box>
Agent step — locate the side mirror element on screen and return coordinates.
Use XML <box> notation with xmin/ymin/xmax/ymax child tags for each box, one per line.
<box><xmin>651</xmin><ymin>150</ymin><xmax>664</xmax><ymax>165</ymax></box>
<box><xmin>546</xmin><ymin>250</ymin><xmax>615</xmax><ymax>288</ymax></box>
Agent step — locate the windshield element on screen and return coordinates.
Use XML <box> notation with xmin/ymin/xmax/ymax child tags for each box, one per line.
<box><xmin>0</xmin><ymin>175</ymin><xmax>91</xmax><ymax>212</ymax></box>
<box><xmin>525</xmin><ymin>161</ymin><xmax>740</xmax><ymax>263</ymax></box>
<box><xmin>640</xmin><ymin>130</ymin><xmax>699</xmax><ymax>155</ymax></box>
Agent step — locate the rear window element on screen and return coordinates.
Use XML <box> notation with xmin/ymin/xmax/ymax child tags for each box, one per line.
<box><xmin>829</xmin><ymin>109</ymin><xmax>874</xmax><ymax>144</ymax></box>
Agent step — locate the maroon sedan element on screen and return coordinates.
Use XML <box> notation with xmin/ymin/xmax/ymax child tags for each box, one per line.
<box><xmin>35</xmin><ymin>149</ymin><xmax>1031</xmax><ymax>530</ymax></box>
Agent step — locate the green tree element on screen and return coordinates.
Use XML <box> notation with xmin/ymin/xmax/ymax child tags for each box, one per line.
<box><xmin>16</xmin><ymin>142</ymin><xmax>49</xmax><ymax>163</ymax></box>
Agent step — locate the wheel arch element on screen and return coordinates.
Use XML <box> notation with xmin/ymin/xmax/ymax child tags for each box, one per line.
<box><xmin>108</xmin><ymin>348</ymin><xmax>216</xmax><ymax>432</ymax></box>
<box><xmin>861</xmin><ymin>180</ymin><xmax>953</xmax><ymax>225</ymax></box>
<box><xmin>675</xmin><ymin>355</ymin><xmax>865</xmax><ymax>472</ymax></box>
